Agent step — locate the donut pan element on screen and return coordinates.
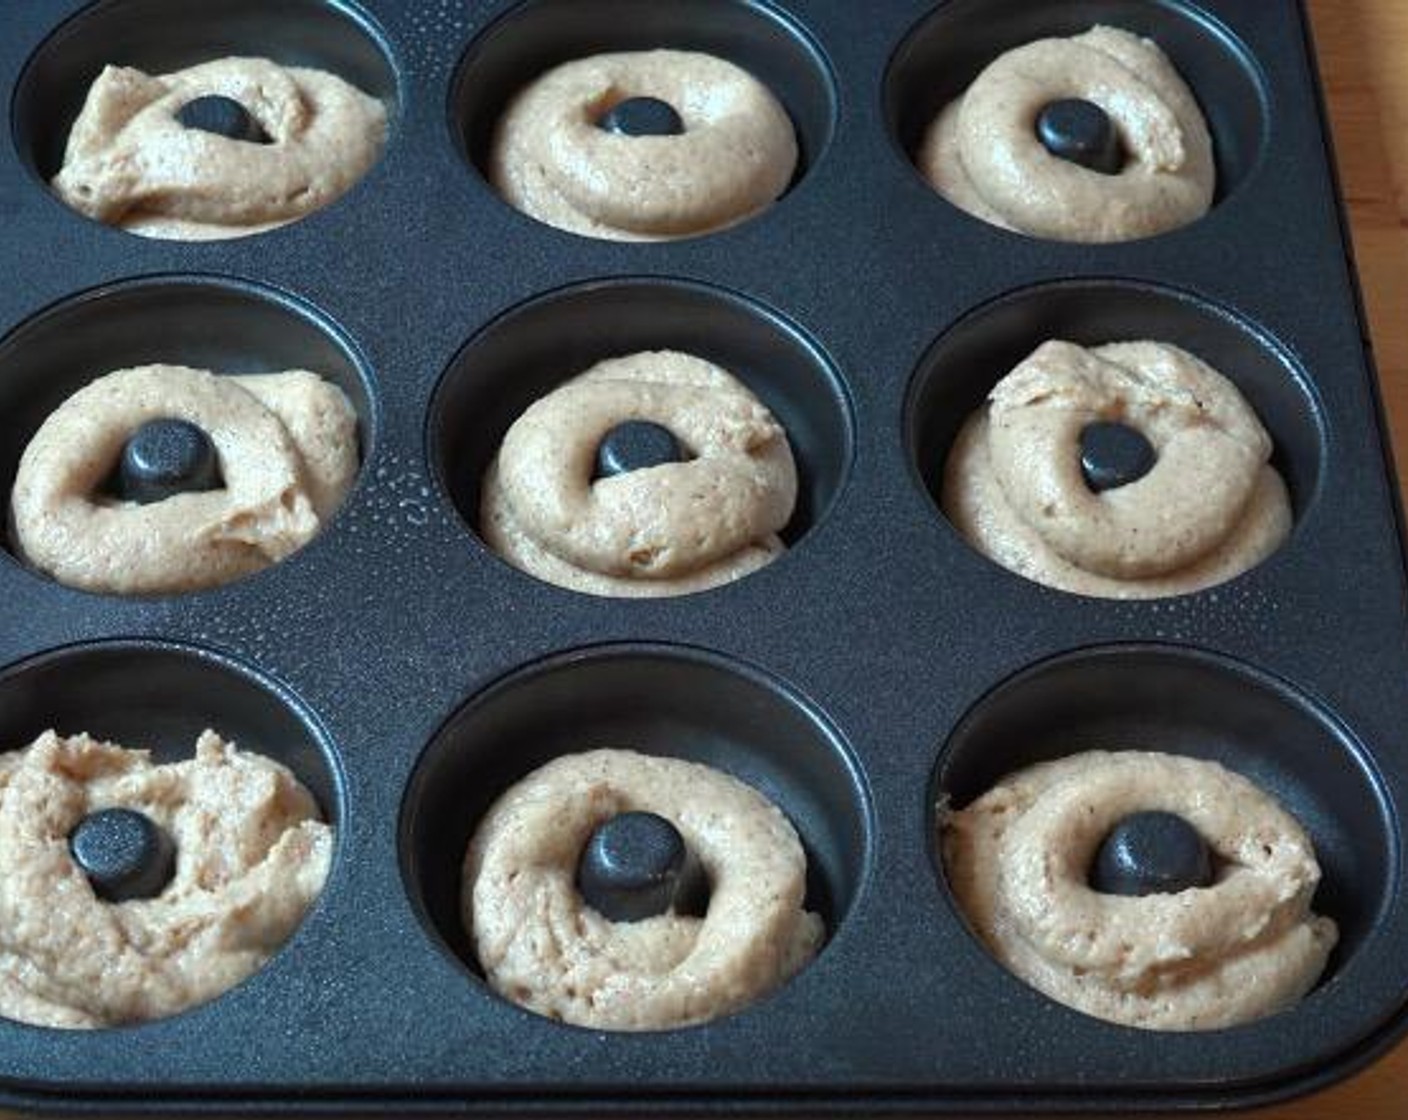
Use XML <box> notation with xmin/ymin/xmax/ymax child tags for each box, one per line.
<box><xmin>2</xmin><ymin>0</ymin><xmax>1406</xmax><ymax>1113</ymax></box>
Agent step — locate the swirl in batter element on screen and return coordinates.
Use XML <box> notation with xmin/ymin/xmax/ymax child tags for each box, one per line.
<box><xmin>481</xmin><ymin>350</ymin><xmax>797</xmax><ymax>597</ymax></box>
<box><xmin>0</xmin><ymin>730</ymin><xmax>331</xmax><ymax>1029</ymax></box>
<box><xmin>942</xmin><ymin>340</ymin><xmax>1290</xmax><ymax>598</ymax></box>
<box><xmin>941</xmin><ymin>751</ymin><xmax>1337</xmax><ymax>1031</ymax></box>
<box><xmin>491</xmin><ymin>50</ymin><xmax>797</xmax><ymax>240</ymax></box>
<box><xmin>464</xmin><ymin>749</ymin><xmax>823</xmax><ymax>1030</ymax></box>
<box><xmin>918</xmin><ymin>27</ymin><xmax>1214</xmax><ymax>242</ymax></box>
<box><xmin>11</xmin><ymin>364</ymin><xmax>359</xmax><ymax>595</ymax></box>
<box><xmin>53</xmin><ymin>57</ymin><xmax>386</xmax><ymax>240</ymax></box>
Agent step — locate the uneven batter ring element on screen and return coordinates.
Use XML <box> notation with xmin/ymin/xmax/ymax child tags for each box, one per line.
<box><xmin>482</xmin><ymin>350</ymin><xmax>797</xmax><ymax>597</ymax></box>
<box><xmin>53</xmin><ymin>57</ymin><xmax>387</xmax><ymax>240</ymax></box>
<box><xmin>988</xmin><ymin>340</ymin><xmax>1272</xmax><ymax>578</ymax></box>
<box><xmin>942</xmin><ymin>340</ymin><xmax>1292</xmax><ymax>598</ymax></box>
<box><xmin>11</xmin><ymin>364</ymin><xmax>359</xmax><ymax>595</ymax></box>
<box><xmin>918</xmin><ymin>27</ymin><xmax>1214</xmax><ymax>242</ymax></box>
<box><xmin>492</xmin><ymin>50</ymin><xmax>798</xmax><ymax>240</ymax></box>
<box><xmin>0</xmin><ymin>730</ymin><xmax>331</xmax><ymax>1029</ymax></box>
<box><xmin>942</xmin><ymin>751</ymin><xmax>1338</xmax><ymax>1031</ymax></box>
<box><xmin>463</xmin><ymin>749</ymin><xmax>824</xmax><ymax>1030</ymax></box>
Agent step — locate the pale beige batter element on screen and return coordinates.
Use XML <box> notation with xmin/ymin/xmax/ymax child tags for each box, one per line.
<box><xmin>491</xmin><ymin>49</ymin><xmax>797</xmax><ymax>240</ymax></box>
<box><xmin>941</xmin><ymin>751</ymin><xmax>1337</xmax><ymax>1031</ymax></box>
<box><xmin>481</xmin><ymin>350</ymin><xmax>796</xmax><ymax>597</ymax></box>
<box><xmin>464</xmin><ymin>749</ymin><xmax>823</xmax><ymax>1030</ymax></box>
<box><xmin>918</xmin><ymin>26</ymin><xmax>1214</xmax><ymax>242</ymax></box>
<box><xmin>11</xmin><ymin>364</ymin><xmax>359</xmax><ymax>595</ymax></box>
<box><xmin>0</xmin><ymin>729</ymin><xmax>331</xmax><ymax>1029</ymax></box>
<box><xmin>53</xmin><ymin>57</ymin><xmax>387</xmax><ymax>240</ymax></box>
<box><xmin>942</xmin><ymin>340</ymin><xmax>1291</xmax><ymax>598</ymax></box>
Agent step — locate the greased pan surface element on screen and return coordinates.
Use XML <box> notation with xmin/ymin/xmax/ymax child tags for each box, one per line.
<box><xmin>0</xmin><ymin>0</ymin><xmax>1405</xmax><ymax>1112</ymax></box>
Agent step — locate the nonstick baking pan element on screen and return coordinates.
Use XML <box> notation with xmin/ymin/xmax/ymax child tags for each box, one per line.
<box><xmin>1</xmin><ymin>0</ymin><xmax>1406</xmax><ymax>1112</ymax></box>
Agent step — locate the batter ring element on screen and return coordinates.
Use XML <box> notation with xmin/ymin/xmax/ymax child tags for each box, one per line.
<box><xmin>11</xmin><ymin>364</ymin><xmax>359</xmax><ymax>595</ymax></box>
<box><xmin>491</xmin><ymin>49</ymin><xmax>798</xmax><ymax>241</ymax></box>
<box><xmin>481</xmin><ymin>350</ymin><xmax>797</xmax><ymax>597</ymax></box>
<box><xmin>463</xmin><ymin>749</ymin><xmax>824</xmax><ymax>1030</ymax></box>
<box><xmin>0</xmin><ymin>729</ymin><xmax>331</xmax><ymax>1029</ymax></box>
<box><xmin>53</xmin><ymin>57</ymin><xmax>387</xmax><ymax>241</ymax></box>
<box><xmin>942</xmin><ymin>340</ymin><xmax>1291</xmax><ymax>598</ymax></box>
<box><xmin>918</xmin><ymin>26</ymin><xmax>1214</xmax><ymax>242</ymax></box>
<box><xmin>941</xmin><ymin>750</ymin><xmax>1338</xmax><ymax>1031</ymax></box>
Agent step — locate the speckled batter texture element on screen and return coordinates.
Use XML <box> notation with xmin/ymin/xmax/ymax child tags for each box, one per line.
<box><xmin>464</xmin><ymin>749</ymin><xmax>823</xmax><ymax>1030</ymax></box>
<box><xmin>491</xmin><ymin>49</ymin><xmax>797</xmax><ymax>240</ymax></box>
<box><xmin>0</xmin><ymin>730</ymin><xmax>331</xmax><ymax>1029</ymax></box>
<box><xmin>11</xmin><ymin>364</ymin><xmax>359</xmax><ymax>595</ymax></box>
<box><xmin>942</xmin><ymin>751</ymin><xmax>1337</xmax><ymax>1031</ymax></box>
<box><xmin>53</xmin><ymin>57</ymin><xmax>386</xmax><ymax>240</ymax></box>
<box><xmin>918</xmin><ymin>26</ymin><xmax>1214</xmax><ymax>242</ymax></box>
<box><xmin>942</xmin><ymin>340</ymin><xmax>1290</xmax><ymax>598</ymax></box>
<box><xmin>481</xmin><ymin>350</ymin><xmax>796</xmax><ymax>597</ymax></box>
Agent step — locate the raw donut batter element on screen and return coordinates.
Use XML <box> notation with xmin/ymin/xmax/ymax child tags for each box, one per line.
<box><xmin>0</xmin><ymin>729</ymin><xmax>331</xmax><ymax>1029</ymax></box>
<box><xmin>464</xmin><ymin>749</ymin><xmax>823</xmax><ymax>1030</ymax></box>
<box><xmin>53</xmin><ymin>56</ymin><xmax>387</xmax><ymax>240</ymax></box>
<box><xmin>11</xmin><ymin>364</ymin><xmax>359</xmax><ymax>595</ymax></box>
<box><xmin>481</xmin><ymin>350</ymin><xmax>796</xmax><ymax>597</ymax></box>
<box><xmin>491</xmin><ymin>49</ymin><xmax>797</xmax><ymax>240</ymax></box>
<box><xmin>918</xmin><ymin>26</ymin><xmax>1214</xmax><ymax>242</ymax></box>
<box><xmin>942</xmin><ymin>340</ymin><xmax>1290</xmax><ymax>598</ymax></box>
<box><xmin>941</xmin><ymin>750</ymin><xmax>1337</xmax><ymax>1031</ymax></box>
